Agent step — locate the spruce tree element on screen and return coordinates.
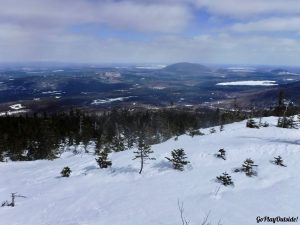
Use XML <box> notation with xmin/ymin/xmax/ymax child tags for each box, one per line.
<box><xmin>216</xmin><ymin>172</ymin><xmax>234</xmax><ymax>186</ymax></box>
<box><xmin>210</xmin><ymin>128</ymin><xmax>216</xmax><ymax>134</ymax></box>
<box><xmin>219</xmin><ymin>124</ymin><xmax>224</xmax><ymax>132</ymax></box>
<box><xmin>133</xmin><ymin>135</ymin><xmax>155</xmax><ymax>174</ymax></box>
<box><xmin>273</xmin><ymin>155</ymin><xmax>286</xmax><ymax>167</ymax></box>
<box><xmin>61</xmin><ymin>167</ymin><xmax>72</xmax><ymax>177</ymax></box>
<box><xmin>241</xmin><ymin>158</ymin><xmax>258</xmax><ymax>177</ymax></box>
<box><xmin>216</xmin><ymin>148</ymin><xmax>226</xmax><ymax>160</ymax></box>
<box><xmin>165</xmin><ymin>148</ymin><xmax>190</xmax><ymax>171</ymax></box>
<box><xmin>246</xmin><ymin>118</ymin><xmax>259</xmax><ymax>128</ymax></box>
<box><xmin>95</xmin><ymin>150</ymin><xmax>112</xmax><ymax>169</ymax></box>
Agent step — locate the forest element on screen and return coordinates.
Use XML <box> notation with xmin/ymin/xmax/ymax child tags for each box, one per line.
<box><xmin>0</xmin><ymin>99</ymin><xmax>297</xmax><ymax>162</ymax></box>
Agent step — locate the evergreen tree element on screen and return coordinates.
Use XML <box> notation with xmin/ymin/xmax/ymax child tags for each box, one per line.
<box><xmin>215</xmin><ymin>148</ymin><xmax>226</xmax><ymax>160</ymax></box>
<box><xmin>210</xmin><ymin>128</ymin><xmax>216</xmax><ymax>134</ymax></box>
<box><xmin>133</xmin><ymin>135</ymin><xmax>155</xmax><ymax>174</ymax></box>
<box><xmin>61</xmin><ymin>167</ymin><xmax>72</xmax><ymax>177</ymax></box>
<box><xmin>241</xmin><ymin>158</ymin><xmax>258</xmax><ymax>177</ymax></box>
<box><xmin>165</xmin><ymin>148</ymin><xmax>190</xmax><ymax>171</ymax></box>
<box><xmin>274</xmin><ymin>90</ymin><xmax>285</xmax><ymax>116</ymax></box>
<box><xmin>277</xmin><ymin>116</ymin><xmax>297</xmax><ymax>128</ymax></box>
<box><xmin>216</xmin><ymin>172</ymin><xmax>234</xmax><ymax>186</ymax></box>
<box><xmin>188</xmin><ymin>129</ymin><xmax>204</xmax><ymax>137</ymax></box>
<box><xmin>272</xmin><ymin>155</ymin><xmax>286</xmax><ymax>167</ymax></box>
<box><xmin>95</xmin><ymin>150</ymin><xmax>112</xmax><ymax>169</ymax></box>
<box><xmin>246</xmin><ymin>118</ymin><xmax>259</xmax><ymax>128</ymax></box>
<box><xmin>219</xmin><ymin>124</ymin><xmax>224</xmax><ymax>132</ymax></box>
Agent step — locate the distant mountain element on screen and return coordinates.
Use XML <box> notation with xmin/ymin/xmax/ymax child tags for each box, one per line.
<box><xmin>162</xmin><ymin>62</ymin><xmax>211</xmax><ymax>74</ymax></box>
<box><xmin>270</xmin><ymin>68</ymin><xmax>289</xmax><ymax>74</ymax></box>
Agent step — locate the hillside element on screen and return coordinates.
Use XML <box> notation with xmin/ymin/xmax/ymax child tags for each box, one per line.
<box><xmin>162</xmin><ymin>62</ymin><xmax>211</xmax><ymax>74</ymax></box>
<box><xmin>0</xmin><ymin>117</ymin><xmax>299</xmax><ymax>225</ymax></box>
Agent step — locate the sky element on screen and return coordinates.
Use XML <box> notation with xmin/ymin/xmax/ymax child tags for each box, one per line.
<box><xmin>1</xmin><ymin>0</ymin><xmax>300</xmax><ymax>65</ymax></box>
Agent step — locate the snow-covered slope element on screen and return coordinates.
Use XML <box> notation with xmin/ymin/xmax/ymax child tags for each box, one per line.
<box><xmin>0</xmin><ymin>117</ymin><xmax>299</xmax><ymax>225</ymax></box>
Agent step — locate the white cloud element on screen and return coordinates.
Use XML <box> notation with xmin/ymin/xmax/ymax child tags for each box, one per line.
<box><xmin>194</xmin><ymin>0</ymin><xmax>300</xmax><ymax>17</ymax></box>
<box><xmin>1</xmin><ymin>0</ymin><xmax>300</xmax><ymax>65</ymax></box>
<box><xmin>1</xmin><ymin>23</ymin><xmax>300</xmax><ymax>66</ymax></box>
<box><xmin>231</xmin><ymin>17</ymin><xmax>300</xmax><ymax>32</ymax></box>
<box><xmin>0</xmin><ymin>0</ymin><xmax>191</xmax><ymax>33</ymax></box>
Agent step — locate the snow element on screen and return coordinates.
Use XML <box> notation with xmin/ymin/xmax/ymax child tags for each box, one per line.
<box><xmin>91</xmin><ymin>96</ymin><xmax>136</xmax><ymax>105</ymax></box>
<box><xmin>216</xmin><ymin>80</ymin><xmax>278</xmax><ymax>86</ymax></box>
<box><xmin>0</xmin><ymin>110</ymin><xmax>28</xmax><ymax>116</ymax></box>
<box><xmin>0</xmin><ymin>117</ymin><xmax>300</xmax><ymax>225</ymax></box>
<box><xmin>42</xmin><ymin>91</ymin><xmax>62</xmax><ymax>95</ymax></box>
<box><xmin>278</xmin><ymin>72</ymin><xmax>299</xmax><ymax>75</ymax></box>
<box><xmin>227</xmin><ymin>67</ymin><xmax>256</xmax><ymax>73</ymax></box>
<box><xmin>135</xmin><ymin>65</ymin><xmax>167</xmax><ymax>69</ymax></box>
<box><xmin>9</xmin><ymin>104</ymin><xmax>25</xmax><ymax>110</ymax></box>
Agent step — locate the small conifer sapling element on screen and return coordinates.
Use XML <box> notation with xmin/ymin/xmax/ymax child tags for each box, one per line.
<box><xmin>216</xmin><ymin>149</ymin><xmax>226</xmax><ymax>160</ymax></box>
<box><xmin>95</xmin><ymin>150</ymin><xmax>112</xmax><ymax>169</ymax></box>
<box><xmin>246</xmin><ymin>118</ymin><xmax>259</xmax><ymax>128</ymax></box>
<box><xmin>272</xmin><ymin>155</ymin><xmax>286</xmax><ymax>167</ymax></box>
<box><xmin>165</xmin><ymin>148</ymin><xmax>190</xmax><ymax>171</ymax></box>
<box><xmin>133</xmin><ymin>136</ymin><xmax>155</xmax><ymax>174</ymax></box>
<box><xmin>61</xmin><ymin>166</ymin><xmax>72</xmax><ymax>177</ymax></box>
<box><xmin>242</xmin><ymin>158</ymin><xmax>258</xmax><ymax>177</ymax></box>
<box><xmin>216</xmin><ymin>172</ymin><xmax>234</xmax><ymax>186</ymax></box>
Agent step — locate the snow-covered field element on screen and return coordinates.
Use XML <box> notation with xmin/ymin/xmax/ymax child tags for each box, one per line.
<box><xmin>0</xmin><ymin>117</ymin><xmax>299</xmax><ymax>225</ymax></box>
<box><xmin>91</xmin><ymin>96</ymin><xmax>136</xmax><ymax>105</ymax></box>
<box><xmin>216</xmin><ymin>81</ymin><xmax>278</xmax><ymax>86</ymax></box>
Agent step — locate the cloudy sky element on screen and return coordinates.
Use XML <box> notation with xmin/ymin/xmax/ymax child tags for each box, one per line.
<box><xmin>1</xmin><ymin>0</ymin><xmax>300</xmax><ymax>65</ymax></box>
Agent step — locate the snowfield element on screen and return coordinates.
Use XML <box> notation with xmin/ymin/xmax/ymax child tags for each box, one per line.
<box><xmin>0</xmin><ymin>117</ymin><xmax>299</xmax><ymax>225</ymax></box>
<box><xmin>91</xmin><ymin>96</ymin><xmax>136</xmax><ymax>105</ymax></box>
<box><xmin>216</xmin><ymin>81</ymin><xmax>278</xmax><ymax>86</ymax></box>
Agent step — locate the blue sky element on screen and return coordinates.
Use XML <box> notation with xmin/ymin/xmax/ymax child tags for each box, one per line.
<box><xmin>1</xmin><ymin>0</ymin><xmax>300</xmax><ymax>65</ymax></box>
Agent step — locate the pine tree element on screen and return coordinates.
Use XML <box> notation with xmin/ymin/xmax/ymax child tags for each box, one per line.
<box><xmin>246</xmin><ymin>118</ymin><xmax>259</xmax><ymax>128</ymax></box>
<box><xmin>216</xmin><ymin>148</ymin><xmax>226</xmax><ymax>160</ymax></box>
<box><xmin>277</xmin><ymin>116</ymin><xmax>296</xmax><ymax>128</ymax></box>
<box><xmin>210</xmin><ymin>128</ymin><xmax>216</xmax><ymax>134</ymax></box>
<box><xmin>61</xmin><ymin>167</ymin><xmax>72</xmax><ymax>177</ymax></box>
<box><xmin>219</xmin><ymin>124</ymin><xmax>224</xmax><ymax>132</ymax></box>
<box><xmin>95</xmin><ymin>150</ymin><xmax>112</xmax><ymax>169</ymax></box>
<box><xmin>165</xmin><ymin>148</ymin><xmax>190</xmax><ymax>171</ymax></box>
<box><xmin>216</xmin><ymin>172</ymin><xmax>234</xmax><ymax>186</ymax></box>
<box><xmin>133</xmin><ymin>136</ymin><xmax>155</xmax><ymax>174</ymax></box>
<box><xmin>242</xmin><ymin>158</ymin><xmax>258</xmax><ymax>177</ymax></box>
<box><xmin>273</xmin><ymin>155</ymin><xmax>286</xmax><ymax>167</ymax></box>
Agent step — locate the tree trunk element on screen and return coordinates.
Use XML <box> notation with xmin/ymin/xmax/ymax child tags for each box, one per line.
<box><xmin>139</xmin><ymin>154</ymin><xmax>144</xmax><ymax>174</ymax></box>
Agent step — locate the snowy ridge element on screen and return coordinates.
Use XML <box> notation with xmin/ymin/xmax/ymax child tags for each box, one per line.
<box><xmin>0</xmin><ymin>117</ymin><xmax>299</xmax><ymax>225</ymax></box>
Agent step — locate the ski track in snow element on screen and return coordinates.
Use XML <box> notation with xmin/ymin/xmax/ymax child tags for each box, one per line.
<box><xmin>0</xmin><ymin>117</ymin><xmax>299</xmax><ymax>225</ymax></box>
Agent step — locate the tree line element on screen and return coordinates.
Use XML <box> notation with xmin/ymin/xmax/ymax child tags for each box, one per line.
<box><xmin>0</xmin><ymin>107</ymin><xmax>247</xmax><ymax>161</ymax></box>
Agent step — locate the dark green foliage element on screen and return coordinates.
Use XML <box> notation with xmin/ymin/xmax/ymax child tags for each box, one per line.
<box><xmin>0</xmin><ymin>107</ymin><xmax>247</xmax><ymax>161</ymax></box>
<box><xmin>61</xmin><ymin>167</ymin><xmax>72</xmax><ymax>177</ymax></box>
<box><xmin>95</xmin><ymin>150</ymin><xmax>112</xmax><ymax>169</ymax></box>
<box><xmin>274</xmin><ymin>90</ymin><xmax>285</xmax><ymax>116</ymax></box>
<box><xmin>216</xmin><ymin>172</ymin><xmax>234</xmax><ymax>186</ymax></box>
<box><xmin>165</xmin><ymin>148</ymin><xmax>190</xmax><ymax>171</ymax></box>
<box><xmin>187</xmin><ymin>129</ymin><xmax>204</xmax><ymax>137</ymax></box>
<box><xmin>241</xmin><ymin>158</ymin><xmax>258</xmax><ymax>177</ymax></box>
<box><xmin>272</xmin><ymin>155</ymin><xmax>286</xmax><ymax>167</ymax></box>
<box><xmin>219</xmin><ymin>124</ymin><xmax>224</xmax><ymax>132</ymax></box>
<box><xmin>261</xmin><ymin>122</ymin><xmax>269</xmax><ymax>127</ymax></box>
<box><xmin>215</xmin><ymin>148</ymin><xmax>226</xmax><ymax>160</ymax></box>
<box><xmin>277</xmin><ymin>117</ymin><xmax>297</xmax><ymax>128</ymax></box>
<box><xmin>133</xmin><ymin>135</ymin><xmax>155</xmax><ymax>174</ymax></box>
<box><xmin>246</xmin><ymin>118</ymin><xmax>259</xmax><ymax>128</ymax></box>
<box><xmin>210</xmin><ymin>128</ymin><xmax>216</xmax><ymax>133</ymax></box>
